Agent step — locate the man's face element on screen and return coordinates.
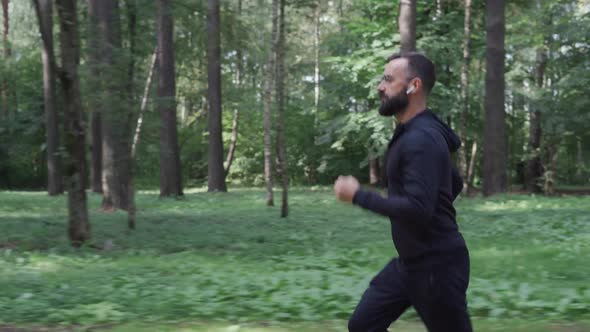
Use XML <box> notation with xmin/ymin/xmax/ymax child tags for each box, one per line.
<box><xmin>377</xmin><ymin>58</ymin><xmax>411</xmax><ymax>117</ymax></box>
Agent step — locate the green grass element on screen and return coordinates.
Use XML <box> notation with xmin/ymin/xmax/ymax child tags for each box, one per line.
<box><xmin>1</xmin><ymin>188</ymin><xmax>589</xmax><ymax>331</ymax></box>
<box><xmin>94</xmin><ymin>319</ymin><xmax>590</xmax><ymax>332</ymax></box>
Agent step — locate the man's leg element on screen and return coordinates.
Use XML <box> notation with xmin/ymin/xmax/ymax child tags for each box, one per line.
<box><xmin>348</xmin><ymin>258</ymin><xmax>411</xmax><ymax>332</ymax></box>
<box><xmin>409</xmin><ymin>248</ymin><xmax>473</xmax><ymax>332</ymax></box>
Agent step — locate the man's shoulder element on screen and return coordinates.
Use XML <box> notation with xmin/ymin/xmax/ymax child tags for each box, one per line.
<box><xmin>400</xmin><ymin>125</ymin><xmax>445</xmax><ymax>150</ymax></box>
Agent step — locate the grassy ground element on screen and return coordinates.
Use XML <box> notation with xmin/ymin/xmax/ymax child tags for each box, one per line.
<box><xmin>1</xmin><ymin>188</ymin><xmax>589</xmax><ymax>331</ymax></box>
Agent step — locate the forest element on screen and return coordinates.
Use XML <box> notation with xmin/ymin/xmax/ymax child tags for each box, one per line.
<box><xmin>0</xmin><ymin>0</ymin><xmax>589</xmax><ymax>331</ymax></box>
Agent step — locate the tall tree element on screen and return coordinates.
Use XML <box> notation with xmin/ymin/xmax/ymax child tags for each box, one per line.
<box><xmin>207</xmin><ymin>0</ymin><xmax>227</xmax><ymax>192</ymax></box>
<box><xmin>33</xmin><ymin>0</ymin><xmax>64</xmax><ymax>196</ymax></box>
<box><xmin>575</xmin><ymin>139</ymin><xmax>584</xmax><ymax>181</ymax></box>
<box><xmin>128</xmin><ymin>47</ymin><xmax>158</xmax><ymax>230</ymax></box>
<box><xmin>88</xmin><ymin>0</ymin><xmax>102</xmax><ymax>193</ymax></box>
<box><xmin>124</xmin><ymin>0</ymin><xmax>137</xmax><ymax>147</ymax></box>
<box><xmin>125</xmin><ymin>0</ymin><xmax>136</xmax><ymax>105</ymax></box>
<box><xmin>524</xmin><ymin>0</ymin><xmax>549</xmax><ymax>194</ymax></box>
<box><xmin>369</xmin><ymin>159</ymin><xmax>381</xmax><ymax>185</ymax></box>
<box><xmin>313</xmin><ymin>0</ymin><xmax>320</xmax><ymax>128</ymax></box>
<box><xmin>399</xmin><ymin>0</ymin><xmax>416</xmax><ymax>53</ymax></box>
<box><xmin>483</xmin><ymin>0</ymin><xmax>507</xmax><ymax>196</ymax></box>
<box><xmin>131</xmin><ymin>47</ymin><xmax>158</xmax><ymax>158</ymax></box>
<box><xmin>235</xmin><ymin>0</ymin><xmax>243</xmax><ymax>87</ymax></box>
<box><xmin>307</xmin><ymin>0</ymin><xmax>321</xmax><ymax>185</ymax></box>
<box><xmin>224</xmin><ymin>109</ymin><xmax>239</xmax><ymax>177</ymax></box>
<box><xmin>467</xmin><ymin>140</ymin><xmax>478</xmax><ymax>195</ymax></box>
<box><xmin>158</xmin><ymin>0</ymin><xmax>183</xmax><ymax>196</ymax></box>
<box><xmin>99</xmin><ymin>0</ymin><xmax>130</xmax><ymax>209</ymax></box>
<box><xmin>1</xmin><ymin>0</ymin><xmax>7</xmax><ymax>57</ymax></box>
<box><xmin>56</xmin><ymin>0</ymin><xmax>90</xmax><ymax>246</ymax></box>
<box><xmin>275</xmin><ymin>0</ymin><xmax>288</xmax><ymax>217</ymax></box>
<box><xmin>458</xmin><ymin>0</ymin><xmax>472</xmax><ymax>188</ymax></box>
<box><xmin>1</xmin><ymin>0</ymin><xmax>9</xmax><ymax>119</ymax></box>
<box><xmin>371</xmin><ymin>0</ymin><xmax>416</xmax><ymax>187</ymax></box>
<box><xmin>224</xmin><ymin>0</ymin><xmax>242</xmax><ymax>177</ymax></box>
<box><xmin>524</xmin><ymin>47</ymin><xmax>547</xmax><ymax>193</ymax></box>
<box><xmin>263</xmin><ymin>0</ymin><xmax>279</xmax><ymax>205</ymax></box>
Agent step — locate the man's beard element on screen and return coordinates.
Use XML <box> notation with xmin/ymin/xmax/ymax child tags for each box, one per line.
<box><xmin>378</xmin><ymin>87</ymin><xmax>409</xmax><ymax>117</ymax></box>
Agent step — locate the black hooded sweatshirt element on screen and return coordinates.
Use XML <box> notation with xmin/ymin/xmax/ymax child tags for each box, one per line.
<box><xmin>352</xmin><ymin>109</ymin><xmax>467</xmax><ymax>261</ymax></box>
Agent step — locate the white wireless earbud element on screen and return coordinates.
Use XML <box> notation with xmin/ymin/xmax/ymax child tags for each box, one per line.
<box><xmin>406</xmin><ymin>85</ymin><xmax>415</xmax><ymax>94</ymax></box>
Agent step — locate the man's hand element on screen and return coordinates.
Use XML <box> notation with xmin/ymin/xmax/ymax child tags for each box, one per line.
<box><xmin>334</xmin><ymin>175</ymin><xmax>360</xmax><ymax>203</ymax></box>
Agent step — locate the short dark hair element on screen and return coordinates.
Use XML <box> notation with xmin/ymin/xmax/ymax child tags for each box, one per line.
<box><xmin>386</xmin><ymin>52</ymin><xmax>436</xmax><ymax>95</ymax></box>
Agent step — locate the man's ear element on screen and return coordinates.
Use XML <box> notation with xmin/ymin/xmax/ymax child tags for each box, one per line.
<box><xmin>406</xmin><ymin>78</ymin><xmax>420</xmax><ymax>95</ymax></box>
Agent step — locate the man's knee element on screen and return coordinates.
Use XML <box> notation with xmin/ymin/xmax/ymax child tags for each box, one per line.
<box><xmin>347</xmin><ymin>313</ymin><xmax>366</xmax><ymax>332</ymax></box>
<box><xmin>349</xmin><ymin>315</ymin><xmax>392</xmax><ymax>332</ymax></box>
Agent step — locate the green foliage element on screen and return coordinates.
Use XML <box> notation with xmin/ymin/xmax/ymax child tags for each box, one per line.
<box><xmin>0</xmin><ymin>34</ymin><xmax>46</xmax><ymax>189</ymax></box>
<box><xmin>1</xmin><ymin>190</ymin><xmax>589</xmax><ymax>327</ymax></box>
<box><xmin>0</xmin><ymin>0</ymin><xmax>589</xmax><ymax>190</ymax></box>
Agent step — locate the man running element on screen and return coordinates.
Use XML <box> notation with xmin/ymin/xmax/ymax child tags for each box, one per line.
<box><xmin>334</xmin><ymin>52</ymin><xmax>472</xmax><ymax>332</ymax></box>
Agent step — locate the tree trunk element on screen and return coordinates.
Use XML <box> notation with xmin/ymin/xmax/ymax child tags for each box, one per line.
<box><xmin>127</xmin><ymin>46</ymin><xmax>158</xmax><ymax>231</ymax></box>
<box><xmin>543</xmin><ymin>142</ymin><xmax>558</xmax><ymax>195</ymax></box>
<box><xmin>235</xmin><ymin>0</ymin><xmax>243</xmax><ymax>85</ymax></box>
<box><xmin>90</xmin><ymin>113</ymin><xmax>102</xmax><ymax>193</ymax></box>
<box><xmin>576</xmin><ymin>138</ymin><xmax>584</xmax><ymax>179</ymax></box>
<box><xmin>1</xmin><ymin>0</ymin><xmax>7</xmax><ymax>57</ymax></box>
<box><xmin>338</xmin><ymin>0</ymin><xmax>343</xmax><ymax>34</ymax></box>
<box><xmin>126</xmin><ymin>0</ymin><xmax>136</xmax><ymax>105</ymax></box>
<box><xmin>483</xmin><ymin>0</ymin><xmax>507</xmax><ymax>196</ymax></box>
<box><xmin>99</xmin><ymin>0</ymin><xmax>130</xmax><ymax>210</ymax></box>
<box><xmin>88</xmin><ymin>0</ymin><xmax>102</xmax><ymax>194</ymax></box>
<box><xmin>313</xmin><ymin>0</ymin><xmax>320</xmax><ymax>129</ymax></box>
<box><xmin>306</xmin><ymin>0</ymin><xmax>321</xmax><ymax>185</ymax></box>
<box><xmin>131</xmin><ymin>47</ymin><xmax>157</xmax><ymax>156</ymax></box>
<box><xmin>206</xmin><ymin>0</ymin><xmax>227</xmax><ymax>192</ymax></box>
<box><xmin>157</xmin><ymin>0</ymin><xmax>183</xmax><ymax>196</ymax></box>
<box><xmin>466</xmin><ymin>140</ymin><xmax>477</xmax><ymax>195</ymax></box>
<box><xmin>124</xmin><ymin>0</ymin><xmax>137</xmax><ymax>140</ymax></box>
<box><xmin>34</xmin><ymin>0</ymin><xmax>64</xmax><ymax>196</ymax></box>
<box><xmin>435</xmin><ymin>0</ymin><xmax>442</xmax><ymax>19</ymax></box>
<box><xmin>458</xmin><ymin>0</ymin><xmax>472</xmax><ymax>183</ymax></box>
<box><xmin>1</xmin><ymin>0</ymin><xmax>9</xmax><ymax>120</ymax></box>
<box><xmin>224</xmin><ymin>109</ymin><xmax>238</xmax><ymax>177</ymax></box>
<box><xmin>369</xmin><ymin>157</ymin><xmax>380</xmax><ymax>186</ymax></box>
<box><xmin>374</xmin><ymin>0</ymin><xmax>416</xmax><ymax>187</ymax></box>
<box><xmin>525</xmin><ymin>2</ymin><xmax>548</xmax><ymax>194</ymax></box>
<box><xmin>263</xmin><ymin>0</ymin><xmax>279</xmax><ymax>205</ymax></box>
<box><xmin>224</xmin><ymin>0</ymin><xmax>242</xmax><ymax>178</ymax></box>
<box><xmin>524</xmin><ymin>47</ymin><xmax>546</xmax><ymax>193</ymax></box>
<box><xmin>56</xmin><ymin>0</ymin><xmax>90</xmax><ymax>246</ymax></box>
<box><xmin>276</xmin><ymin>0</ymin><xmax>288</xmax><ymax>217</ymax></box>
<box><xmin>399</xmin><ymin>0</ymin><xmax>416</xmax><ymax>53</ymax></box>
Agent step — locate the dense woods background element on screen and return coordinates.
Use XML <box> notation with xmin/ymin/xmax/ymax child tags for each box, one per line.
<box><xmin>1</xmin><ymin>1</ymin><xmax>590</xmax><ymax>330</ymax></box>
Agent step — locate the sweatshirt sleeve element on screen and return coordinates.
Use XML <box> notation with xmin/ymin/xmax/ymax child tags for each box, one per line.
<box><xmin>352</xmin><ymin>130</ymin><xmax>446</xmax><ymax>223</ymax></box>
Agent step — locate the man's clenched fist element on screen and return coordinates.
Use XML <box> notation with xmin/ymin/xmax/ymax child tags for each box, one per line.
<box><xmin>334</xmin><ymin>175</ymin><xmax>360</xmax><ymax>203</ymax></box>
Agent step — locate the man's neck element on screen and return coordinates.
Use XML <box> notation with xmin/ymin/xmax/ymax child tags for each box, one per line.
<box><xmin>395</xmin><ymin>99</ymin><xmax>427</xmax><ymax>124</ymax></box>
